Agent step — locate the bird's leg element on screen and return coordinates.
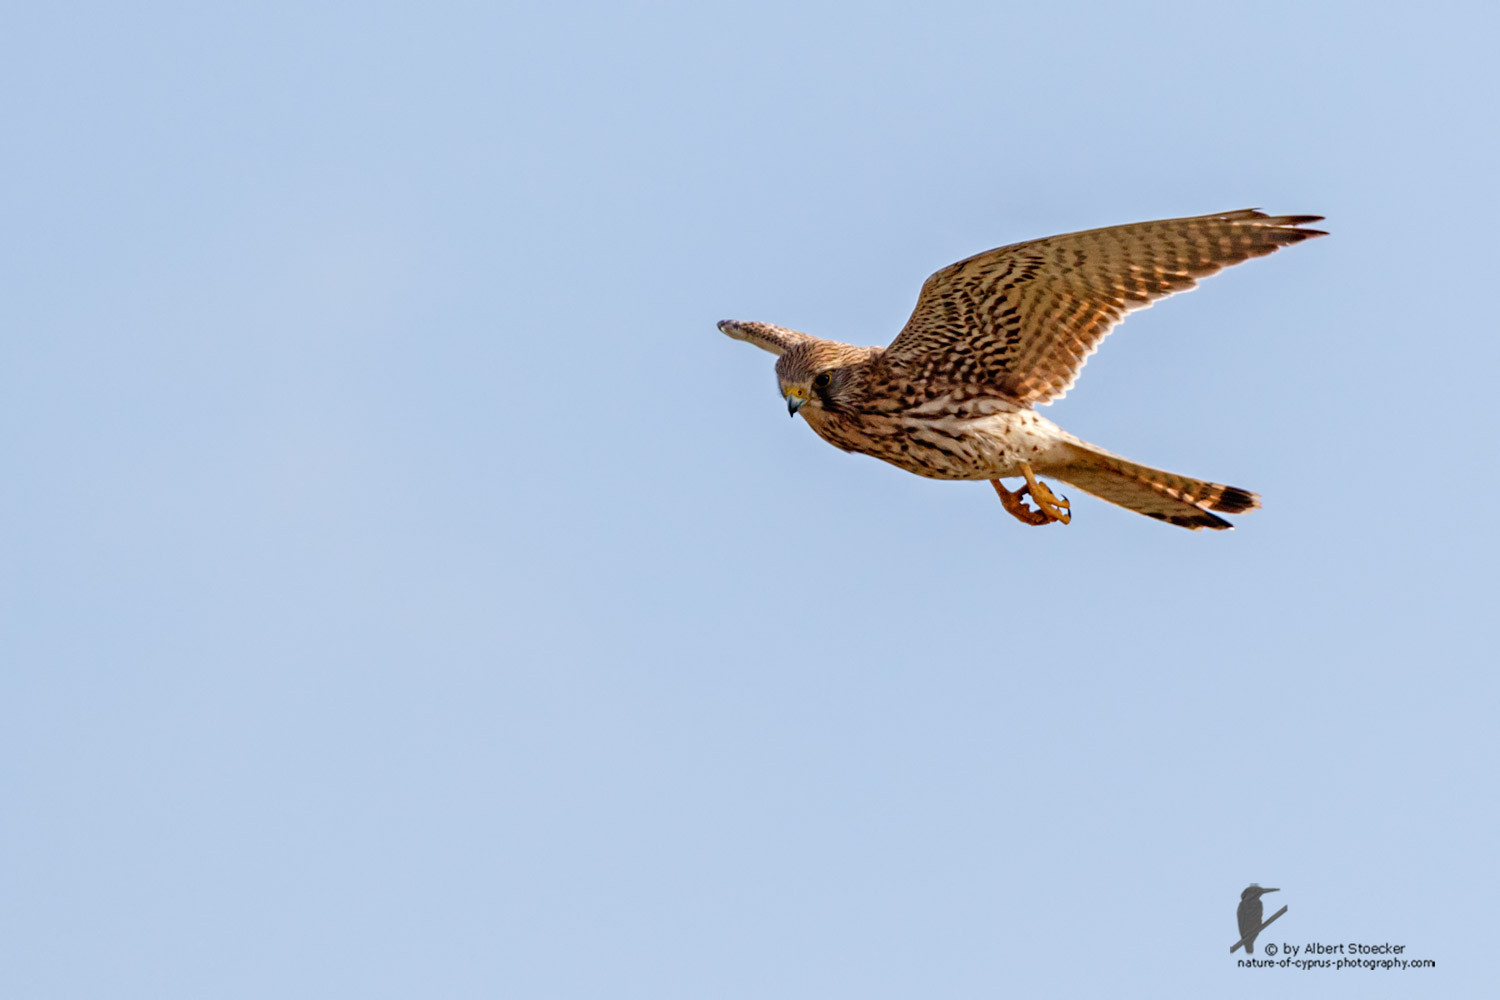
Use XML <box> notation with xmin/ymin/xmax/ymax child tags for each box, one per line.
<box><xmin>990</xmin><ymin>479</ymin><xmax>1052</xmax><ymax>526</ymax></box>
<box><xmin>1019</xmin><ymin>461</ymin><xmax>1070</xmax><ymax>524</ymax></box>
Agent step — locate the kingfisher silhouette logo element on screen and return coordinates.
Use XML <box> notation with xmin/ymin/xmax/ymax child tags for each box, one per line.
<box><xmin>1231</xmin><ymin>884</ymin><xmax>1287</xmax><ymax>953</ymax></box>
<box><xmin>1228</xmin><ymin>883</ymin><xmax>1435</xmax><ymax>971</ymax></box>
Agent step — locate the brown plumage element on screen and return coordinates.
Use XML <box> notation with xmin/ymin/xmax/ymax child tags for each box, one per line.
<box><xmin>720</xmin><ymin>209</ymin><xmax>1325</xmax><ymax>530</ymax></box>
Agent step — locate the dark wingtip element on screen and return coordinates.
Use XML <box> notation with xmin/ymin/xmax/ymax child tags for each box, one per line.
<box><xmin>1145</xmin><ymin>509</ymin><xmax>1234</xmax><ymax>530</ymax></box>
<box><xmin>1276</xmin><ymin>213</ymin><xmax>1328</xmax><ymax>241</ymax></box>
<box><xmin>1233</xmin><ymin>209</ymin><xmax>1327</xmax><ymax>241</ymax></box>
<box><xmin>1210</xmin><ymin>486</ymin><xmax>1261</xmax><ymax>514</ymax></box>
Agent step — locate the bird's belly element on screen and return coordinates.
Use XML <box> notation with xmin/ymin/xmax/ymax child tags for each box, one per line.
<box><xmin>812</xmin><ymin>409</ymin><xmax>1063</xmax><ymax>481</ymax></box>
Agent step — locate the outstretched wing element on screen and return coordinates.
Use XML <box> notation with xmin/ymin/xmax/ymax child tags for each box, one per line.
<box><xmin>881</xmin><ymin>209</ymin><xmax>1325</xmax><ymax>404</ymax></box>
<box><xmin>717</xmin><ymin>319</ymin><xmax>815</xmax><ymax>356</ymax></box>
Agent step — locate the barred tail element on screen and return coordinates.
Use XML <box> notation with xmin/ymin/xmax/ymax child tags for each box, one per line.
<box><xmin>1045</xmin><ymin>441</ymin><xmax>1260</xmax><ymax>531</ymax></box>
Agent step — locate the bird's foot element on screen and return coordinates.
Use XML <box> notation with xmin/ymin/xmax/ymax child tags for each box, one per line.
<box><xmin>990</xmin><ymin>464</ymin><xmax>1071</xmax><ymax>526</ymax></box>
<box><xmin>991</xmin><ymin>479</ymin><xmax>1061</xmax><ymax>526</ymax></box>
<box><xmin>1020</xmin><ymin>462</ymin><xmax>1071</xmax><ymax>524</ymax></box>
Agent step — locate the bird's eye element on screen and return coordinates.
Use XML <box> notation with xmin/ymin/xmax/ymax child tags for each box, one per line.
<box><xmin>812</xmin><ymin>372</ymin><xmax>832</xmax><ymax>390</ymax></box>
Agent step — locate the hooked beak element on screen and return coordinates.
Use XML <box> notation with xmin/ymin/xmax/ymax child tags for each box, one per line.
<box><xmin>786</xmin><ymin>394</ymin><xmax>806</xmax><ymax>417</ymax></box>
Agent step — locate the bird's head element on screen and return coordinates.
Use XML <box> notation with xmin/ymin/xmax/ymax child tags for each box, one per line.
<box><xmin>774</xmin><ymin>340</ymin><xmax>870</xmax><ymax>418</ymax></box>
<box><xmin>1241</xmin><ymin>885</ymin><xmax>1279</xmax><ymax>901</ymax></box>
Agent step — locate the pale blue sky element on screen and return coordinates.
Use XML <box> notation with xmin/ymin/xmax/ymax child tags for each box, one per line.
<box><xmin>3</xmin><ymin>2</ymin><xmax>1497</xmax><ymax>997</ymax></box>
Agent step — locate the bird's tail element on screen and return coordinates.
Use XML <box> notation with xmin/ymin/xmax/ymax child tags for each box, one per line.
<box><xmin>1246</xmin><ymin>940</ymin><xmax>1256</xmax><ymax>954</ymax></box>
<box><xmin>1044</xmin><ymin>441</ymin><xmax>1260</xmax><ymax>531</ymax></box>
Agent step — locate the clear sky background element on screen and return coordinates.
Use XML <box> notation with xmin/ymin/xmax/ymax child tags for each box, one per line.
<box><xmin>3</xmin><ymin>2</ymin><xmax>1496</xmax><ymax>997</ymax></box>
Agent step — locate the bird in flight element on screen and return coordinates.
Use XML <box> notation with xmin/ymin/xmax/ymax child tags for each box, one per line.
<box><xmin>719</xmin><ymin>209</ymin><xmax>1324</xmax><ymax>529</ymax></box>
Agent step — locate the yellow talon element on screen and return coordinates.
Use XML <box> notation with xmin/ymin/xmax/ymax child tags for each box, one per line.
<box><xmin>991</xmin><ymin>462</ymin><xmax>1071</xmax><ymax>526</ymax></box>
<box><xmin>1020</xmin><ymin>461</ymin><xmax>1071</xmax><ymax>524</ymax></box>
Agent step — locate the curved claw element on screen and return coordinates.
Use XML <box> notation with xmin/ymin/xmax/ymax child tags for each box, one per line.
<box><xmin>1029</xmin><ymin>482</ymin><xmax>1071</xmax><ymax>524</ymax></box>
<box><xmin>991</xmin><ymin>463</ymin><xmax>1072</xmax><ymax>527</ymax></box>
<box><xmin>1019</xmin><ymin>461</ymin><xmax>1071</xmax><ymax>525</ymax></box>
<box><xmin>990</xmin><ymin>479</ymin><xmax>1056</xmax><ymax>526</ymax></box>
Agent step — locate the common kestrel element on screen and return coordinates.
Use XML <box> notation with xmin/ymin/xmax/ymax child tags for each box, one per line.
<box><xmin>719</xmin><ymin>209</ymin><xmax>1324</xmax><ymax>530</ymax></box>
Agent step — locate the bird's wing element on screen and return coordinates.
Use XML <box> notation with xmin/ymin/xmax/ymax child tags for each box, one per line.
<box><xmin>881</xmin><ymin>210</ymin><xmax>1325</xmax><ymax>404</ymax></box>
<box><xmin>1237</xmin><ymin>900</ymin><xmax>1262</xmax><ymax>942</ymax></box>
<box><xmin>717</xmin><ymin>320</ymin><xmax>815</xmax><ymax>357</ymax></box>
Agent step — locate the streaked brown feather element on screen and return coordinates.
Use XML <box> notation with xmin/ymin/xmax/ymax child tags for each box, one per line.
<box><xmin>881</xmin><ymin>209</ymin><xmax>1326</xmax><ymax>404</ymax></box>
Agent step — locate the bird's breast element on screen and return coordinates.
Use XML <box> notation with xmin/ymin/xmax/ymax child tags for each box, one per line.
<box><xmin>803</xmin><ymin>403</ymin><xmax>1061</xmax><ymax>481</ymax></box>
